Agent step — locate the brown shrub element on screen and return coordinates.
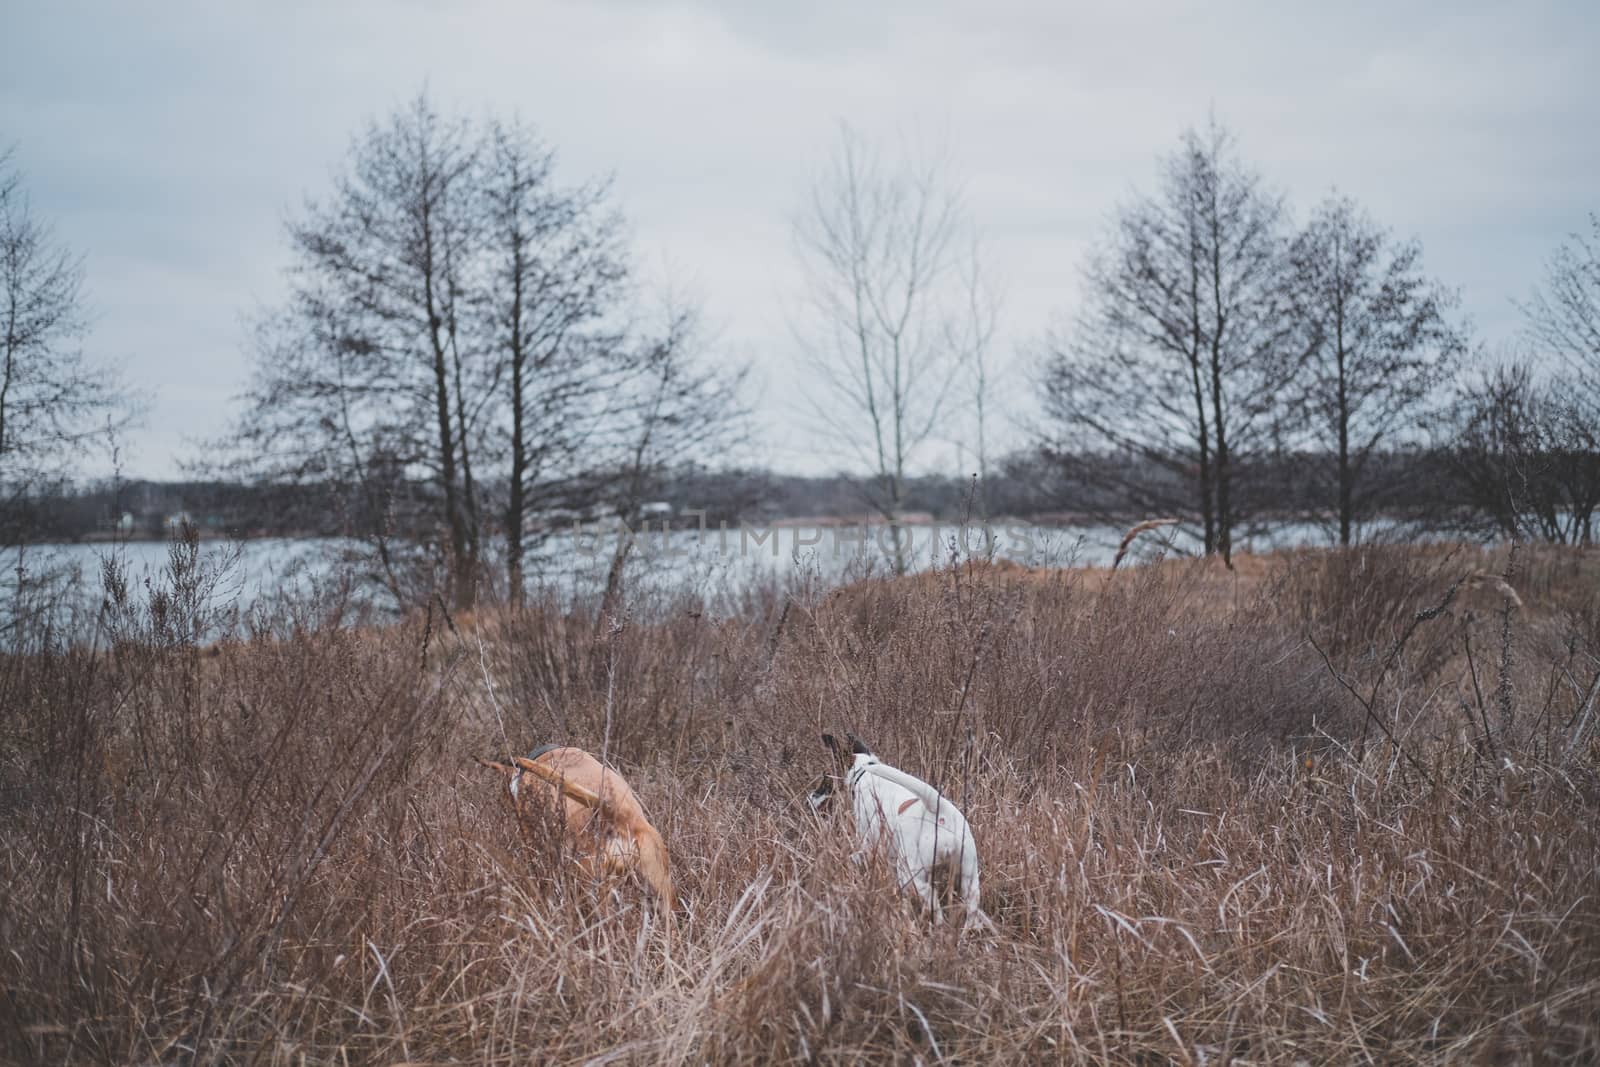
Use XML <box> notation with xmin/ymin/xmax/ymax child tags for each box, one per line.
<box><xmin>1</xmin><ymin>543</ymin><xmax>1598</xmax><ymax>1063</ymax></box>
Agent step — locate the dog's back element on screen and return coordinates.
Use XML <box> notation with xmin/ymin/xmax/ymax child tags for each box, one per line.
<box><xmin>850</xmin><ymin>757</ymin><xmax>974</xmax><ymax>858</ymax></box>
<box><xmin>502</xmin><ymin>746</ymin><xmax>676</xmax><ymax>911</ymax></box>
<box><xmin>520</xmin><ymin>746</ymin><xmax>645</xmax><ymax>831</ymax></box>
<box><xmin>847</xmin><ymin>753</ymin><xmax>982</xmax><ymax>925</ymax></box>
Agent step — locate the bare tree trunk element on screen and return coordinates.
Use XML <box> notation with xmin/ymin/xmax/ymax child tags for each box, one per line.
<box><xmin>1336</xmin><ymin>330</ymin><xmax>1353</xmax><ymax>546</ymax></box>
<box><xmin>506</xmin><ymin>251</ymin><xmax>527</xmax><ymax>606</ymax></box>
<box><xmin>450</xmin><ymin>325</ymin><xmax>480</xmax><ymax>609</ymax></box>
<box><xmin>889</xmin><ymin>335</ymin><xmax>907</xmax><ymax>572</ymax></box>
<box><xmin>888</xmin><ymin>479</ymin><xmax>906</xmax><ymax>575</ymax></box>
<box><xmin>1188</xmin><ymin>359</ymin><xmax>1216</xmax><ymax>555</ymax></box>
<box><xmin>1187</xmin><ymin>252</ymin><xmax>1217</xmax><ymax>555</ymax></box>
<box><xmin>953</xmin><ymin>239</ymin><xmax>1002</xmax><ymax>524</ymax></box>
<box><xmin>599</xmin><ymin>524</ymin><xmax>630</xmax><ymax>624</ymax></box>
<box><xmin>0</xmin><ymin>347</ymin><xmax>13</xmax><ymax>461</ymax></box>
<box><xmin>423</xmin><ymin>275</ymin><xmax>468</xmax><ymax>610</ymax></box>
<box><xmin>416</xmin><ymin>166</ymin><xmax>474</xmax><ymax>612</ymax></box>
<box><xmin>1209</xmin><ymin>208</ymin><xmax>1234</xmax><ymax>566</ymax></box>
<box><xmin>974</xmin><ymin>381</ymin><xmax>989</xmax><ymax>521</ymax></box>
<box><xmin>1209</xmin><ymin>348</ymin><xmax>1233</xmax><ymax>565</ymax></box>
<box><xmin>1329</xmin><ymin>229</ymin><xmax>1354</xmax><ymax>547</ymax></box>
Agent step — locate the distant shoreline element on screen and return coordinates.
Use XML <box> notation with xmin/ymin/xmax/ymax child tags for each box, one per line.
<box><xmin>8</xmin><ymin>511</ymin><xmax>1440</xmax><ymax>549</ymax></box>
<box><xmin>9</xmin><ymin>529</ymin><xmax>334</xmax><ymax>547</ymax></box>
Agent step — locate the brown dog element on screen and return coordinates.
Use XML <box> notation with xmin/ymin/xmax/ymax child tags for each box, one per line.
<box><xmin>476</xmin><ymin>745</ymin><xmax>676</xmax><ymax>911</ymax></box>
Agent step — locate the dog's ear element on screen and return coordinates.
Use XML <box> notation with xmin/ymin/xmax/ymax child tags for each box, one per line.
<box><xmin>807</xmin><ymin>775</ymin><xmax>835</xmax><ymax>813</ymax></box>
<box><xmin>821</xmin><ymin>733</ymin><xmax>842</xmax><ymax>757</ymax></box>
<box><xmin>845</xmin><ymin>731</ymin><xmax>872</xmax><ymax>756</ymax></box>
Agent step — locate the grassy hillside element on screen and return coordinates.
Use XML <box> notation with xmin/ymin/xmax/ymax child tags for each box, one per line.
<box><xmin>3</xmin><ymin>544</ymin><xmax>1598</xmax><ymax>1063</ymax></box>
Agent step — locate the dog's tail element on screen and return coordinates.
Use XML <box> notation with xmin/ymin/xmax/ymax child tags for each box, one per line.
<box><xmin>860</xmin><ymin>761</ymin><xmax>950</xmax><ymax>813</ymax></box>
<box><xmin>512</xmin><ymin>756</ymin><xmax>612</xmax><ymax>811</ymax></box>
<box><xmin>1111</xmin><ymin>517</ymin><xmax>1179</xmax><ymax>571</ymax></box>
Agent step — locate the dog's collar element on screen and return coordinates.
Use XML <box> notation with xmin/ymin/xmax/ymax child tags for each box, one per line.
<box><xmin>848</xmin><ymin>763</ymin><xmax>873</xmax><ymax>789</ymax></box>
<box><xmin>526</xmin><ymin>743</ymin><xmax>561</xmax><ymax>764</ymax></box>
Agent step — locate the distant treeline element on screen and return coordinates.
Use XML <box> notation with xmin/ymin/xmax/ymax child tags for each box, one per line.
<box><xmin>8</xmin><ymin>444</ymin><xmax>1551</xmax><ymax>546</ymax></box>
<box><xmin>7</xmin><ymin>479</ymin><xmax>343</xmax><ymax>543</ymax></box>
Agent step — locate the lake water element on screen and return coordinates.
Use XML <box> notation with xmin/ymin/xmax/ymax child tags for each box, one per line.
<box><xmin>5</xmin><ymin>517</ymin><xmax>1351</xmax><ymax>641</ymax></box>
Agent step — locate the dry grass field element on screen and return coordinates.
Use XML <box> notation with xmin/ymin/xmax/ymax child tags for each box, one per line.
<box><xmin>3</xmin><ymin>542</ymin><xmax>1599</xmax><ymax>1064</ymax></box>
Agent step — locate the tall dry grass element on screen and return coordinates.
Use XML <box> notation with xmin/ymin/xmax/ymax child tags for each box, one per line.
<box><xmin>2</xmin><ymin>539</ymin><xmax>1599</xmax><ymax>1063</ymax></box>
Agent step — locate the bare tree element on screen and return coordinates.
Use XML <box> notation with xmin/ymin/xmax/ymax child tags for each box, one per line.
<box><xmin>792</xmin><ymin>125</ymin><xmax>965</xmax><ymax>573</ymax></box>
<box><xmin>479</xmin><ymin>120</ymin><xmax>630</xmax><ymax>605</ymax></box>
<box><xmin>1</xmin><ymin>150</ymin><xmax>130</xmax><ymax>497</ymax></box>
<box><xmin>596</xmin><ymin>303</ymin><xmax>748</xmax><ymax>619</ymax></box>
<box><xmin>948</xmin><ymin>236</ymin><xmax>1004</xmax><ymax>520</ymax></box>
<box><xmin>1435</xmin><ymin>216</ymin><xmax>1600</xmax><ymax>547</ymax></box>
<box><xmin>229</xmin><ymin>96</ymin><xmax>489</xmax><ymax>609</ymax></box>
<box><xmin>1</xmin><ymin>148</ymin><xmax>137</xmax><ymax>638</ymax></box>
<box><xmin>1286</xmin><ymin>194</ymin><xmax>1465</xmax><ymax>544</ymax></box>
<box><xmin>1039</xmin><ymin>119</ymin><xmax>1296</xmax><ymax>562</ymax></box>
<box><xmin>226</xmin><ymin>97</ymin><xmax>747</xmax><ymax>612</ymax></box>
<box><xmin>1438</xmin><ymin>360</ymin><xmax>1600</xmax><ymax>544</ymax></box>
<box><xmin>1522</xmin><ymin>213</ymin><xmax>1600</xmax><ymax>410</ymax></box>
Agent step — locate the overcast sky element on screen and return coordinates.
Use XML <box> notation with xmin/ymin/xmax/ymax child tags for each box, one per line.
<box><xmin>3</xmin><ymin>0</ymin><xmax>1596</xmax><ymax>479</ymax></box>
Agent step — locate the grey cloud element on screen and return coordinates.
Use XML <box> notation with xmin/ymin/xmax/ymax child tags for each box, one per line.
<box><xmin>2</xmin><ymin>0</ymin><xmax>1595</xmax><ymax>476</ymax></box>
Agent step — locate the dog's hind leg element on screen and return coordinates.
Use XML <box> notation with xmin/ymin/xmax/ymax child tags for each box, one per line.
<box><xmin>959</xmin><ymin>851</ymin><xmax>980</xmax><ymax>915</ymax></box>
<box><xmin>956</xmin><ymin>846</ymin><xmax>994</xmax><ymax>934</ymax></box>
<box><xmin>901</xmin><ymin>864</ymin><xmax>943</xmax><ymax>924</ymax></box>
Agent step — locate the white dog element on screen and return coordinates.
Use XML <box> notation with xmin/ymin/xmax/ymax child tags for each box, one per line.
<box><xmin>809</xmin><ymin>732</ymin><xmax>987</xmax><ymax>929</ymax></box>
